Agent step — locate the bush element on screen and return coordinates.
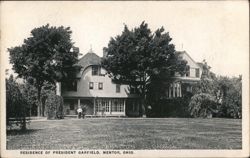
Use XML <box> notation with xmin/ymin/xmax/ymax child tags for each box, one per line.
<box><xmin>216</xmin><ymin>76</ymin><xmax>242</xmax><ymax>118</ymax></box>
<box><xmin>147</xmin><ymin>97</ymin><xmax>190</xmax><ymax>118</ymax></box>
<box><xmin>6</xmin><ymin>75</ymin><xmax>28</xmax><ymax>130</ymax></box>
<box><xmin>46</xmin><ymin>93</ymin><xmax>64</xmax><ymax>120</ymax></box>
<box><xmin>188</xmin><ymin>93</ymin><xmax>217</xmax><ymax>118</ymax></box>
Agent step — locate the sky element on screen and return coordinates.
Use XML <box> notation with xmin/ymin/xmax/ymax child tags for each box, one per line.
<box><xmin>1</xmin><ymin>1</ymin><xmax>249</xmax><ymax>77</ymax></box>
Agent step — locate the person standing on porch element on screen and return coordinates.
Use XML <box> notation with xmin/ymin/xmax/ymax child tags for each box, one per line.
<box><xmin>77</xmin><ymin>106</ymin><xmax>83</xmax><ymax>119</ymax></box>
<box><xmin>82</xmin><ymin>105</ymin><xmax>87</xmax><ymax>119</ymax></box>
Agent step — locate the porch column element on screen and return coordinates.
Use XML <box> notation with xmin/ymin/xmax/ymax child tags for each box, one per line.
<box><xmin>176</xmin><ymin>83</ymin><xmax>179</xmax><ymax>97</ymax></box>
<box><xmin>123</xmin><ymin>99</ymin><xmax>126</xmax><ymax>115</ymax></box>
<box><xmin>109</xmin><ymin>99</ymin><xmax>111</xmax><ymax>114</ymax></box>
<box><xmin>169</xmin><ymin>86</ymin><xmax>171</xmax><ymax>98</ymax></box>
<box><xmin>78</xmin><ymin>99</ymin><xmax>80</xmax><ymax>107</ymax></box>
<box><xmin>56</xmin><ymin>82</ymin><xmax>61</xmax><ymax>96</ymax></box>
<box><xmin>93</xmin><ymin>98</ymin><xmax>96</xmax><ymax>115</ymax></box>
<box><xmin>180</xmin><ymin>84</ymin><xmax>182</xmax><ymax>97</ymax></box>
<box><xmin>173</xmin><ymin>83</ymin><xmax>175</xmax><ymax>98</ymax></box>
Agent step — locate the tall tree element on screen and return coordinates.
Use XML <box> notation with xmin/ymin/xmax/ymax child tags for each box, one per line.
<box><xmin>8</xmin><ymin>24</ymin><xmax>79</xmax><ymax>116</ymax></box>
<box><xmin>102</xmin><ymin>22</ymin><xmax>187</xmax><ymax>115</ymax></box>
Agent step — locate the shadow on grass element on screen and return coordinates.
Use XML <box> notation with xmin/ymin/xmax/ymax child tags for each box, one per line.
<box><xmin>7</xmin><ymin>129</ymin><xmax>41</xmax><ymax>136</ymax></box>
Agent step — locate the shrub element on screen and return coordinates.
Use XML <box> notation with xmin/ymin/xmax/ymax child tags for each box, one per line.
<box><xmin>46</xmin><ymin>93</ymin><xmax>64</xmax><ymax>120</ymax></box>
<box><xmin>216</xmin><ymin>76</ymin><xmax>242</xmax><ymax>118</ymax></box>
<box><xmin>6</xmin><ymin>75</ymin><xmax>28</xmax><ymax>130</ymax></box>
<box><xmin>188</xmin><ymin>93</ymin><xmax>217</xmax><ymax>118</ymax></box>
<box><xmin>147</xmin><ymin>97</ymin><xmax>190</xmax><ymax>118</ymax></box>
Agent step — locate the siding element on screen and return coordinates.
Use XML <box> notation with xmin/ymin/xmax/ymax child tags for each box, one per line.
<box><xmin>175</xmin><ymin>52</ymin><xmax>202</xmax><ymax>81</ymax></box>
<box><xmin>62</xmin><ymin>66</ymin><xmax>136</xmax><ymax>98</ymax></box>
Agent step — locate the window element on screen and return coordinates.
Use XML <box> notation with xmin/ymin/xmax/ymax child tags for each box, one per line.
<box><xmin>95</xmin><ymin>100</ymin><xmax>102</xmax><ymax>112</ymax></box>
<box><xmin>195</xmin><ymin>68</ymin><xmax>200</xmax><ymax>77</ymax></box>
<box><xmin>111</xmin><ymin>100</ymin><xmax>117</xmax><ymax>112</ymax></box>
<box><xmin>92</xmin><ymin>66</ymin><xmax>99</xmax><ymax>76</ymax></box>
<box><xmin>102</xmin><ymin>99</ymin><xmax>109</xmax><ymax>112</ymax></box>
<box><xmin>62</xmin><ymin>80</ymin><xmax>77</xmax><ymax>91</ymax></box>
<box><xmin>89</xmin><ymin>82</ymin><xmax>94</xmax><ymax>89</ymax></box>
<box><xmin>116</xmin><ymin>84</ymin><xmax>121</xmax><ymax>93</ymax></box>
<box><xmin>111</xmin><ymin>99</ymin><xmax>124</xmax><ymax>112</ymax></box>
<box><xmin>98</xmin><ymin>82</ymin><xmax>103</xmax><ymax>90</ymax></box>
<box><xmin>95</xmin><ymin>99</ymin><xmax>110</xmax><ymax>112</ymax></box>
<box><xmin>186</xmin><ymin>66</ymin><xmax>190</xmax><ymax>77</ymax></box>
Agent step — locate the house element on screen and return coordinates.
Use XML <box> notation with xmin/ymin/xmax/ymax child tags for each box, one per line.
<box><xmin>56</xmin><ymin>50</ymin><xmax>202</xmax><ymax>117</ymax></box>
<box><xmin>166</xmin><ymin>51</ymin><xmax>203</xmax><ymax>98</ymax></box>
<box><xmin>56</xmin><ymin>50</ymin><xmax>141</xmax><ymax>117</ymax></box>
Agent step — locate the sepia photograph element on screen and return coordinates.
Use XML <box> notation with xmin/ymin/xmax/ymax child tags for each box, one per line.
<box><xmin>0</xmin><ymin>1</ymin><xmax>249</xmax><ymax>157</ymax></box>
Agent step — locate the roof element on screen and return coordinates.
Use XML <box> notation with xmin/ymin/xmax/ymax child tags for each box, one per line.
<box><xmin>77</xmin><ymin>51</ymin><xmax>101</xmax><ymax>70</ymax></box>
<box><xmin>176</xmin><ymin>51</ymin><xmax>201</xmax><ymax>68</ymax></box>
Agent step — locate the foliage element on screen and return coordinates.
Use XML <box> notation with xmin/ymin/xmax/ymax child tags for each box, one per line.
<box><xmin>147</xmin><ymin>98</ymin><xmax>190</xmax><ymax>118</ymax></box>
<box><xmin>192</xmin><ymin>60</ymin><xmax>217</xmax><ymax>96</ymax></box>
<box><xmin>6</xmin><ymin>75</ymin><xmax>28</xmax><ymax>130</ymax></box>
<box><xmin>189</xmin><ymin>60</ymin><xmax>242</xmax><ymax>118</ymax></box>
<box><xmin>216</xmin><ymin>76</ymin><xmax>242</xmax><ymax>118</ymax></box>
<box><xmin>102</xmin><ymin>22</ymin><xmax>187</xmax><ymax>115</ymax></box>
<box><xmin>20</xmin><ymin>80</ymin><xmax>57</xmax><ymax>117</ymax></box>
<box><xmin>20</xmin><ymin>80</ymin><xmax>38</xmax><ymax>116</ymax></box>
<box><xmin>8</xmin><ymin>24</ymin><xmax>79</xmax><ymax>116</ymax></box>
<box><xmin>188</xmin><ymin>93</ymin><xmax>217</xmax><ymax>118</ymax></box>
<box><xmin>46</xmin><ymin>93</ymin><xmax>64</xmax><ymax>120</ymax></box>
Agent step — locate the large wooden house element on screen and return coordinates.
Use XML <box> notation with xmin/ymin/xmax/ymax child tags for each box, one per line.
<box><xmin>56</xmin><ymin>50</ymin><xmax>202</xmax><ymax>117</ymax></box>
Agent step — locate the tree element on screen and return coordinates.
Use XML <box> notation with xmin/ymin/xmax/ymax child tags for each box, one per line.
<box><xmin>46</xmin><ymin>93</ymin><xmax>64</xmax><ymax>120</ymax></box>
<box><xmin>6</xmin><ymin>75</ymin><xmax>27</xmax><ymax>130</ymax></box>
<box><xmin>216</xmin><ymin>76</ymin><xmax>242</xmax><ymax>118</ymax></box>
<box><xmin>191</xmin><ymin>60</ymin><xmax>242</xmax><ymax>118</ymax></box>
<box><xmin>192</xmin><ymin>60</ymin><xmax>217</xmax><ymax>95</ymax></box>
<box><xmin>102</xmin><ymin>22</ymin><xmax>187</xmax><ymax>115</ymax></box>
<box><xmin>8</xmin><ymin>24</ymin><xmax>79</xmax><ymax>116</ymax></box>
<box><xmin>188</xmin><ymin>93</ymin><xmax>217</xmax><ymax>118</ymax></box>
<box><xmin>20</xmin><ymin>80</ymin><xmax>57</xmax><ymax>116</ymax></box>
<box><xmin>20</xmin><ymin>81</ymin><xmax>38</xmax><ymax>116</ymax></box>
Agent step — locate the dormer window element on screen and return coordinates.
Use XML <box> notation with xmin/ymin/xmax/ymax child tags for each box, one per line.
<box><xmin>98</xmin><ymin>82</ymin><xmax>103</xmax><ymax>90</ymax></box>
<box><xmin>89</xmin><ymin>82</ymin><xmax>94</xmax><ymax>89</ymax></box>
<box><xmin>92</xmin><ymin>66</ymin><xmax>99</xmax><ymax>76</ymax></box>
<box><xmin>62</xmin><ymin>80</ymin><xmax>77</xmax><ymax>91</ymax></box>
<box><xmin>116</xmin><ymin>84</ymin><xmax>121</xmax><ymax>93</ymax></box>
<box><xmin>92</xmin><ymin>65</ymin><xmax>105</xmax><ymax>76</ymax></box>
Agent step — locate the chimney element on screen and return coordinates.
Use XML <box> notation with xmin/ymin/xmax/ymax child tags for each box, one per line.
<box><xmin>103</xmin><ymin>49</ymin><xmax>108</xmax><ymax>58</ymax></box>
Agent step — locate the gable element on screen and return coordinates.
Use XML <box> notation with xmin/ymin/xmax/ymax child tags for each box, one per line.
<box><xmin>177</xmin><ymin>51</ymin><xmax>200</xmax><ymax>69</ymax></box>
<box><xmin>78</xmin><ymin>52</ymin><xmax>101</xmax><ymax>70</ymax></box>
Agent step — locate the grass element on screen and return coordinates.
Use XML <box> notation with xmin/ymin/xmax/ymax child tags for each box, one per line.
<box><xmin>6</xmin><ymin>118</ymin><xmax>241</xmax><ymax>150</ymax></box>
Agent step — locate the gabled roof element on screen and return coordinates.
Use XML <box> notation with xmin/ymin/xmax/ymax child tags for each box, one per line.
<box><xmin>176</xmin><ymin>51</ymin><xmax>200</xmax><ymax>68</ymax></box>
<box><xmin>77</xmin><ymin>51</ymin><xmax>101</xmax><ymax>70</ymax></box>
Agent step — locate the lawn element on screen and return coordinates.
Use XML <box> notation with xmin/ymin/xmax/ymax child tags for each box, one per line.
<box><xmin>7</xmin><ymin>118</ymin><xmax>241</xmax><ymax>150</ymax></box>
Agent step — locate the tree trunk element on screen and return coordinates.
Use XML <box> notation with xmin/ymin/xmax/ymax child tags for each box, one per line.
<box><xmin>37</xmin><ymin>86</ymin><xmax>42</xmax><ymax>117</ymax></box>
<box><xmin>140</xmin><ymin>83</ymin><xmax>147</xmax><ymax>117</ymax></box>
<box><xmin>42</xmin><ymin>102</ymin><xmax>45</xmax><ymax>117</ymax></box>
<box><xmin>21</xmin><ymin>117</ymin><xmax>26</xmax><ymax>131</ymax></box>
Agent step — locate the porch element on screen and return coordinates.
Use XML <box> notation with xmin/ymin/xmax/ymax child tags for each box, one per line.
<box><xmin>63</xmin><ymin>97</ymin><xmax>141</xmax><ymax>117</ymax></box>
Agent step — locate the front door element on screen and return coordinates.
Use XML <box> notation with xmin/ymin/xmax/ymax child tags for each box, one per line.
<box><xmin>69</xmin><ymin>102</ymin><xmax>76</xmax><ymax>115</ymax></box>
